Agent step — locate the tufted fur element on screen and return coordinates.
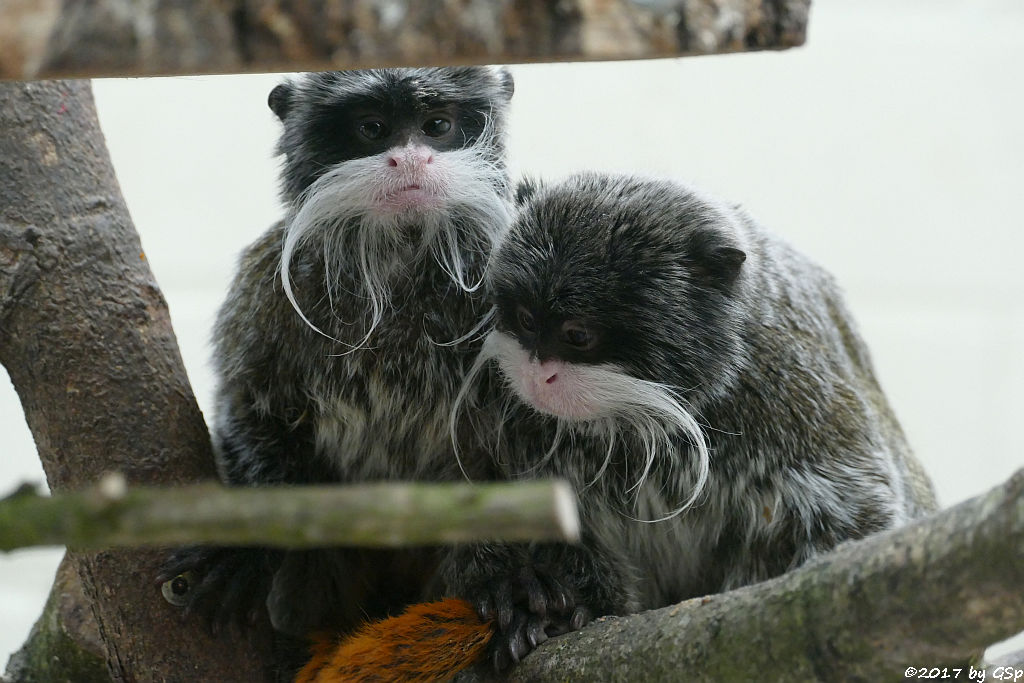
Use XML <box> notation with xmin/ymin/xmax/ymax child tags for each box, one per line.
<box><xmin>293</xmin><ymin>599</ymin><xmax>492</xmax><ymax>683</ymax></box>
<box><xmin>440</xmin><ymin>172</ymin><xmax>938</xmax><ymax>666</ymax></box>
<box><xmin>158</xmin><ymin>66</ymin><xmax>515</xmax><ymax>643</ymax></box>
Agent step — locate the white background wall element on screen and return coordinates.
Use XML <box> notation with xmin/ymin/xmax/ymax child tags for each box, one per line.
<box><xmin>2</xmin><ymin>0</ymin><xmax>1022</xmax><ymax>665</ymax></box>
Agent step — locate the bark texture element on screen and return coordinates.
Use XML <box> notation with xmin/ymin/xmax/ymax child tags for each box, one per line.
<box><xmin>0</xmin><ymin>80</ymin><xmax>273</xmax><ymax>682</ymax></box>
<box><xmin>0</xmin><ymin>478</ymin><xmax>579</xmax><ymax>551</ymax></box>
<box><xmin>0</xmin><ymin>0</ymin><xmax>811</xmax><ymax>80</ymax></box>
<box><xmin>4</xmin><ymin>555</ymin><xmax>107</xmax><ymax>683</ymax></box>
<box><xmin>493</xmin><ymin>468</ymin><xmax>1024</xmax><ymax>682</ymax></box>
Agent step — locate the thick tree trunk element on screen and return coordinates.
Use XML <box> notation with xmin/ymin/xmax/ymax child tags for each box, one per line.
<box><xmin>0</xmin><ymin>0</ymin><xmax>811</xmax><ymax>80</ymax></box>
<box><xmin>0</xmin><ymin>80</ymin><xmax>273</xmax><ymax>682</ymax></box>
<box><xmin>4</xmin><ymin>555</ymin><xmax>107</xmax><ymax>683</ymax></box>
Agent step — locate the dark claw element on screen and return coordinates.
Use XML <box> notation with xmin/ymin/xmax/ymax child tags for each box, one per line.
<box><xmin>570</xmin><ymin>605</ymin><xmax>592</xmax><ymax>631</ymax></box>
<box><xmin>526</xmin><ymin>616</ymin><xmax>549</xmax><ymax>648</ymax></box>
<box><xmin>492</xmin><ymin>644</ymin><xmax>511</xmax><ymax>671</ymax></box>
<box><xmin>540</xmin><ymin>573</ymin><xmax>572</xmax><ymax>616</ymax></box>
<box><xmin>521</xmin><ymin>570</ymin><xmax>547</xmax><ymax>617</ymax></box>
<box><xmin>476</xmin><ymin>595</ymin><xmax>494</xmax><ymax>622</ymax></box>
<box><xmin>495</xmin><ymin>584</ymin><xmax>514</xmax><ymax>631</ymax></box>
<box><xmin>507</xmin><ymin>612</ymin><xmax>529</xmax><ymax>663</ymax></box>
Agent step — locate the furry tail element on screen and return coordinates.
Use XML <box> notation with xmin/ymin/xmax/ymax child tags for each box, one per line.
<box><xmin>294</xmin><ymin>598</ymin><xmax>493</xmax><ymax>683</ymax></box>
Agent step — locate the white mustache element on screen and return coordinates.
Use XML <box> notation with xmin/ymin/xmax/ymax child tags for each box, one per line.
<box><xmin>452</xmin><ymin>330</ymin><xmax>711</xmax><ymax>522</ymax></box>
<box><xmin>278</xmin><ymin>121</ymin><xmax>510</xmax><ymax>353</ymax></box>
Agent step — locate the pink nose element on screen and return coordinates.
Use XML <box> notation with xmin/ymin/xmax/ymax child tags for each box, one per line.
<box><xmin>387</xmin><ymin>147</ymin><xmax>433</xmax><ymax>169</ymax></box>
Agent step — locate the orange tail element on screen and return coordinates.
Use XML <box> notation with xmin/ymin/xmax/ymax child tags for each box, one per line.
<box><xmin>294</xmin><ymin>598</ymin><xmax>493</xmax><ymax>683</ymax></box>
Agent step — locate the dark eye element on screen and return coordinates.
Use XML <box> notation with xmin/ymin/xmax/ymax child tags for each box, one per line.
<box><xmin>561</xmin><ymin>321</ymin><xmax>596</xmax><ymax>350</ymax></box>
<box><xmin>358</xmin><ymin>120</ymin><xmax>387</xmax><ymax>141</ymax></box>
<box><xmin>422</xmin><ymin>117</ymin><xmax>453</xmax><ymax>137</ymax></box>
<box><xmin>516</xmin><ymin>306</ymin><xmax>536</xmax><ymax>334</ymax></box>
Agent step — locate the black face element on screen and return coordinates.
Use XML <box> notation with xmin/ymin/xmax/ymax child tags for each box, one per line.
<box><xmin>304</xmin><ymin>97</ymin><xmax>469</xmax><ymax>169</ymax></box>
<box><xmin>490</xmin><ymin>174</ymin><xmax>747</xmax><ymax>391</ymax></box>
<box><xmin>497</xmin><ymin>299</ymin><xmax>604</xmax><ymax>364</ymax></box>
<box><xmin>491</xmin><ymin>228</ymin><xmax>642</xmax><ymax>371</ymax></box>
<box><xmin>353</xmin><ymin>109</ymin><xmax>454</xmax><ymax>146</ymax></box>
<box><xmin>270</xmin><ymin>67</ymin><xmax>513</xmax><ymax>202</ymax></box>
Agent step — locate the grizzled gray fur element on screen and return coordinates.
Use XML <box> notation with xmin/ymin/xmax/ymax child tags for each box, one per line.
<box><xmin>159</xmin><ymin>66</ymin><xmax>515</xmax><ymax>640</ymax></box>
<box><xmin>441</xmin><ymin>173</ymin><xmax>937</xmax><ymax>667</ymax></box>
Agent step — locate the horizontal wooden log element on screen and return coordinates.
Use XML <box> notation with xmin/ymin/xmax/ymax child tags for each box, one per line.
<box><xmin>491</xmin><ymin>467</ymin><xmax>1024</xmax><ymax>682</ymax></box>
<box><xmin>0</xmin><ymin>476</ymin><xmax>581</xmax><ymax>550</ymax></box>
<box><xmin>0</xmin><ymin>0</ymin><xmax>811</xmax><ymax>80</ymax></box>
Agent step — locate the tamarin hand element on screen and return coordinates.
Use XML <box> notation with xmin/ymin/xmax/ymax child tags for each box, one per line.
<box><xmin>157</xmin><ymin>545</ymin><xmax>283</xmax><ymax>630</ymax></box>
<box><xmin>469</xmin><ymin>566</ymin><xmax>590</xmax><ymax>670</ymax></box>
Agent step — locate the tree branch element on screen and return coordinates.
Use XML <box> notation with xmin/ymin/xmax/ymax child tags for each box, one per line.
<box><xmin>0</xmin><ymin>477</ymin><xmax>580</xmax><ymax>551</ymax></box>
<box><xmin>0</xmin><ymin>79</ymin><xmax>274</xmax><ymax>682</ymax></box>
<box><xmin>489</xmin><ymin>468</ymin><xmax>1024</xmax><ymax>681</ymax></box>
<box><xmin>0</xmin><ymin>0</ymin><xmax>811</xmax><ymax>80</ymax></box>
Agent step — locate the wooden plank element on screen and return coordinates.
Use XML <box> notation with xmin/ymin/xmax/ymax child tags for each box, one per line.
<box><xmin>0</xmin><ymin>0</ymin><xmax>811</xmax><ymax>81</ymax></box>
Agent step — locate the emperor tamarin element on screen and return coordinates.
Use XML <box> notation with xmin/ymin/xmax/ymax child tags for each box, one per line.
<box><xmin>442</xmin><ymin>172</ymin><xmax>938</xmax><ymax>667</ymax></box>
<box><xmin>159</xmin><ymin>67</ymin><xmax>515</xmax><ymax>636</ymax></box>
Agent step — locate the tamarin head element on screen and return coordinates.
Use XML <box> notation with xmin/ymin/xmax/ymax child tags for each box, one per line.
<box><xmin>488</xmin><ymin>173</ymin><xmax>748</xmax><ymax>420</ymax></box>
<box><xmin>269</xmin><ymin>67</ymin><xmax>514</xmax><ymax>207</ymax></box>
<box><xmin>269</xmin><ymin>67</ymin><xmax>515</xmax><ymax>345</ymax></box>
<box><xmin>460</xmin><ymin>173</ymin><xmax>751</xmax><ymax>515</ymax></box>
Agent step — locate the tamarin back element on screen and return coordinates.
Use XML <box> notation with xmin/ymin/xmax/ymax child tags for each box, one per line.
<box><xmin>434</xmin><ymin>172</ymin><xmax>938</xmax><ymax>665</ymax></box>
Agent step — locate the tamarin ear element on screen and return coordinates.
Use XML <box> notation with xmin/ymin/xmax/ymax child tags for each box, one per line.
<box><xmin>688</xmin><ymin>244</ymin><xmax>747</xmax><ymax>291</ymax></box>
<box><xmin>712</xmin><ymin>246</ymin><xmax>747</xmax><ymax>282</ymax></box>
<box><xmin>268</xmin><ymin>83</ymin><xmax>293</xmax><ymax>121</ymax></box>
<box><xmin>495</xmin><ymin>67</ymin><xmax>515</xmax><ymax>100</ymax></box>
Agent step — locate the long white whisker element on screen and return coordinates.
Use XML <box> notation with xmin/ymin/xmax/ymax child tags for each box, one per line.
<box><xmin>449</xmin><ymin>332</ymin><xmax>501</xmax><ymax>482</ymax></box>
<box><xmin>515</xmin><ymin>419</ymin><xmax>564</xmax><ymax>477</ymax></box>
<box><xmin>486</xmin><ymin>333</ymin><xmax>712</xmax><ymax>523</ymax></box>
<box><xmin>278</xmin><ymin>126</ymin><xmax>510</xmax><ymax>353</ymax></box>
<box><xmin>280</xmin><ymin>211</ymin><xmax>350</xmax><ymax>346</ymax></box>
<box><xmin>584</xmin><ymin>420</ymin><xmax>616</xmax><ymax>491</ymax></box>
<box><xmin>429</xmin><ymin>306</ymin><xmax>496</xmax><ymax>347</ymax></box>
